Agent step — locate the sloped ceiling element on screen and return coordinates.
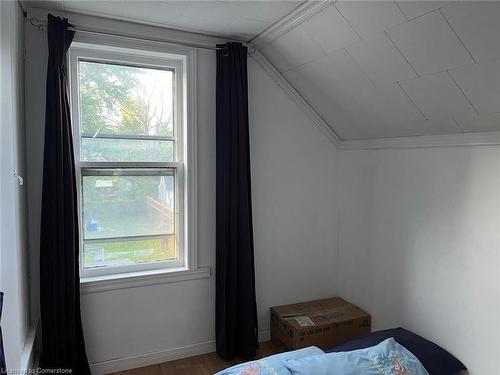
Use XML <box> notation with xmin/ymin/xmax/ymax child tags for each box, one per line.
<box><xmin>23</xmin><ymin>0</ymin><xmax>303</xmax><ymax>40</ymax></box>
<box><xmin>258</xmin><ymin>1</ymin><xmax>500</xmax><ymax>140</ymax></box>
<box><xmin>25</xmin><ymin>0</ymin><xmax>500</xmax><ymax>141</ymax></box>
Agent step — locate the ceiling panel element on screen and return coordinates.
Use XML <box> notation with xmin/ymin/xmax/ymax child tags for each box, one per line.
<box><xmin>285</xmin><ymin>68</ymin><xmax>366</xmax><ymax>140</ymax></box>
<box><xmin>300</xmin><ymin>5</ymin><xmax>360</xmax><ymax>54</ymax></box>
<box><xmin>23</xmin><ymin>0</ymin><xmax>64</xmax><ymax>10</ymax></box>
<box><xmin>399</xmin><ymin>72</ymin><xmax>476</xmax><ymax>119</ymax></box>
<box><xmin>285</xmin><ymin>50</ymin><xmax>426</xmax><ymax>139</ymax></box>
<box><xmin>225</xmin><ymin>1</ymin><xmax>306</xmax><ymax>23</ymax></box>
<box><xmin>450</xmin><ymin>59</ymin><xmax>500</xmax><ymax>115</ymax></box>
<box><xmin>119</xmin><ymin>2</ymin><xmax>185</xmax><ymax>27</ymax></box>
<box><xmin>170</xmin><ymin>1</ymin><xmax>270</xmax><ymax>40</ymax></box>
<box><xmin>26</xmin><ymin>0</ymin><xmax>303</xmax><ymax>40</ymax></box>
<box><xmin>291</xmin><ymin>49</ymin><xmax>377</xmax><ymax>107</ymax></box>
<box><xmin>410</xmin><ymin>118</ymin><xmax>461</xmax><ymax>135</ymax></box>
<box><xmin>454</xmin><ymin>113</ymin><xmax>500</xmax><ymax>133</ymax></box>
<box><xmin>441</xmin><ymin>1</ymin><xmax>500</xmax><ymax>63</ymax></box>
<box><xmin>395</xmin><ymin>1</ymin><xmax>449</xmax><ymax>20</ymax></box>
<box><xmin>261</xmin><ymin>25</ymin><xmax>325</xmax><ymax>72</ymax></box>
<box><xmin>346</xmin><ymin>32</ymin><xmax>417</xmax><ymax>85</ymax></box>
<box><xmin>387</xmin><ymin>11</ymin><xmax>473</xmax><ymax>76</ymax></box>
<box><xmin>335</xmin><ymin>0</ymin><xmax>406</xmax><ymax>39</ymax></box>
<box><xmin>285</xmin><ymin>51</ymin><xmax>379</xmax><ymax>139</ymax></box>
<box><xmin>64</xmin><ymin>0</ymin><xmax>126</xmax><ymax>18</ymax></box>
<box><xmin>340</xmin><ymin>82</ymin><xmax>426</xmax><ymax>138</ymax></box>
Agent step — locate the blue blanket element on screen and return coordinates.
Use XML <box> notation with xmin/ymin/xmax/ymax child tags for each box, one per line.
<box><xmin>215</xmin><ymin>346</ymin><xmax>324</xmax><ymax>375</ymax></box>
<box><xmin>285</xmin><ymin>338</ymin><xmax>430</xmax><ymax>375</ymax></box>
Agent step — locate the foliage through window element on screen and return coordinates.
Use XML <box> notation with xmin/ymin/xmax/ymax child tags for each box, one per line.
<box><xmin>70</xmin><ymin>46</ymin><xmax>187</xmax><ymax>277</ymax></box>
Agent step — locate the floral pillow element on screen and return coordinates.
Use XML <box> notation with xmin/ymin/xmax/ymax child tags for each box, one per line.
<box><xmin>215</xmin><ymin>346</ymin><xmax>324</xmax><ymax>375</ymax></box>
<box><xmin>285</xmin><ymin>338</ymin><xmax>430</xmax><ymax>375</ymax></box>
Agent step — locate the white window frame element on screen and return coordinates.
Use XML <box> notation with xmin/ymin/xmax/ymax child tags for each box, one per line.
<box><xmin>68</xmin><ymin>39</ymin><xmax>201</xmax><ymax>285</ymax></box>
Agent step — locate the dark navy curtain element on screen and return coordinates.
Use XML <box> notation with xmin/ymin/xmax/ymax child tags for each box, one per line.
<box><xmin>39</xmin><ymin>14</ymin><xmax>91</xmax><ymax>373</ymax></box>
<box><xmin>0</xmin><ymin>292</ymin><xmax>6</xmax><ymax>374</ymax></box>
<box><xmin>215</xmin><ymin>42</ymin><xmax>258</xmax><ymax>360</ymax></box>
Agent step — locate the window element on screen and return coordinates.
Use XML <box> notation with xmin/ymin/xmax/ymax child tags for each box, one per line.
<box><xmin>70</xmin><ymin>43</ymin><xmax>196</xmax><ymax>279</ymax></box>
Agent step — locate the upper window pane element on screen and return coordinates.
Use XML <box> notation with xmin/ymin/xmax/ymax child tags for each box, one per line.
<box><xmin>78</xmin><ymin>60</ymin><xmax>175</xmax><ymax>162</ymax></box>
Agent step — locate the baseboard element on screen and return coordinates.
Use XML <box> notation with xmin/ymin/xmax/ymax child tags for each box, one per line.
<box><xmin>90</xmin><ymin>340</ymin><xmax>216</xmax><ymax>374</ymax></box>
<box><xmin>91</xmin><ymin>331</ymin><xmax>273</xmax><ymax>374</ymax></box>
<box><xmin>258</xmin><ymin>329</ymin><xmax>270</xmax><ymax>342</ymax></box>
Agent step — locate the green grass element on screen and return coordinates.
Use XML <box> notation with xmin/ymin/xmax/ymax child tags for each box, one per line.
<box><xmin>84</xmin><ymin>238</ymin><xmax>176</xmax><ymax>268</ymax></box>
<box><xmin>84</xmin><ymin>213</ymin><xmax>169</xmax><ymax>240</ymax></box>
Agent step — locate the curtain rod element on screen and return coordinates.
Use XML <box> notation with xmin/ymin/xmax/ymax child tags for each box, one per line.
<box><xmin>26</xmin><ymin>16</ymin><xmax>248</xmax><ymax>52</ymax></box>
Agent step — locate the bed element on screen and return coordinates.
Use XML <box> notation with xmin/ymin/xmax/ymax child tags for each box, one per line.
<box><xmin>216</xmin><ymin>327</ymin><xmax>467</xmax><ymax>375</ymax></box>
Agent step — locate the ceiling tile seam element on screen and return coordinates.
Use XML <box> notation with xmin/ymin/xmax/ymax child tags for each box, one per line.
<box><xmin>401</xmin><ymin>2</ymin><xmax>454</xmax><ymax>23</ymax></box>
<box><xmin>392</xmin><ymin>1</ymin><xmax>409</xmax><ymax>22</ymax></box>
<box><xmin>385</xmin><ymin>12</ymin><xmax>484</xmax><ymax>80</ymax></box>
<box><xmin>452</xmin><ymin>117</ymin><xmax>465</xmax><ymax>133</ymax></box>
<box><xmin>438</xmin><ymin>8</ymin><xmax>477</xmax><ymax>64</ymax></box>
<box><xmin>342</xmin><ymin>47</ymin><xmax>378</xmax><ymax>90</ymax></box>
<box><xmin>298</xmin><ymin>25</ymin><xmax>330</xmax><ymax>62</ymax></box>
<box><xmin>384</xmin><ymin>30</ymin><xmax>420</xmax><ymax>78</ymax></box>
<box><xmin>399</xmin><ymin>64</ymin><xmax>471</xmax><ymax>84</ymax></box>
<box><xmin>271</xmin><ymin>34</ymin><xmax>328</xmax><ymax>74</ymax></box>
<box><xmin>446</xmin><ymin>70</ymin><xmax>481</xmax><ymax>116</ymax></box>
<box><xmin>333</xmin><ymin>3</ymin><xmax>363</xmax><ymax>41</ymax></box>
<box><xmin>277</xmin><ymin>50</ymin><xmax>325</xmax><ymax>75</ymax></box>
<box><xmin>396</xmin><ymin>81</ymin><xmax>428</xmax><ymax>121</ymax></box>
<box><xmin>249</xmin><ymin>0</ymin><xmax>334</xmax><ymax>48</ymax></box>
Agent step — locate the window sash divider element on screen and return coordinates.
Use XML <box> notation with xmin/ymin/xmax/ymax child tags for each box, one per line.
<box><xmin>81</xmin><ymin>168</ymin><xmax>176</xmax><ymax>176</ymax></box>
<box><xmin>84</xmin><ymin>233</ymin><xmax>174</xmax><ymax>245</ymax></box>
<box><xmin>80</xmin><ymin>161</ymin><xmax>183</xmax><ymax>171</ymax></box>
<box><xmin>81</xmin><ymin>133</ymin><xmax>176</xmax><ymax>142</ymax></box>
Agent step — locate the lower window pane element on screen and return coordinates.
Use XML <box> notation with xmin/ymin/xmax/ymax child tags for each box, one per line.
<box><xmin>83</xmin><ymin>174</ymin><xmax>174</xmax><ymax>239</ymax></box>
<box><xmin>83</xmin><ymin>236</ymin><xmax>176</xmax><ymax>269</ymax></box>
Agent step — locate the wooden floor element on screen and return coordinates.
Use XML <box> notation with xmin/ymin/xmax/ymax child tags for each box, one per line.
<box><xmin>109</xmin><ymin>341</ymin><xmax>286</xmax><ymax>375</ymax></box>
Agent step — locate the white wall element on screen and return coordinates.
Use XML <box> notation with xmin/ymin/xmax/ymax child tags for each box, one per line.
<box><xmin>0</xmin><ymin>0</ymin><xmax>32</xmax><ymax>370</ymax></box>
<box><xmin>338</xmin><ymin>147</ymin><xmax>500</xmax><ymax>375</ymax></box>
<box><xmin>24</xmin><ymin>9</ymin><xmax>340</xmax><ymax>372</ymax></box>
<box><xmin>249</xmin><ymin>60</ymin><xmax>339</xmax><ymax>330</ymax></box>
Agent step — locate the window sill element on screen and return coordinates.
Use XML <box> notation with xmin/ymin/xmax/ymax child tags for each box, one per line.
<box><xmin>80</xmin><ymin>267</ymin><xmax>211</xmax><ymax>294</ymax></box>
